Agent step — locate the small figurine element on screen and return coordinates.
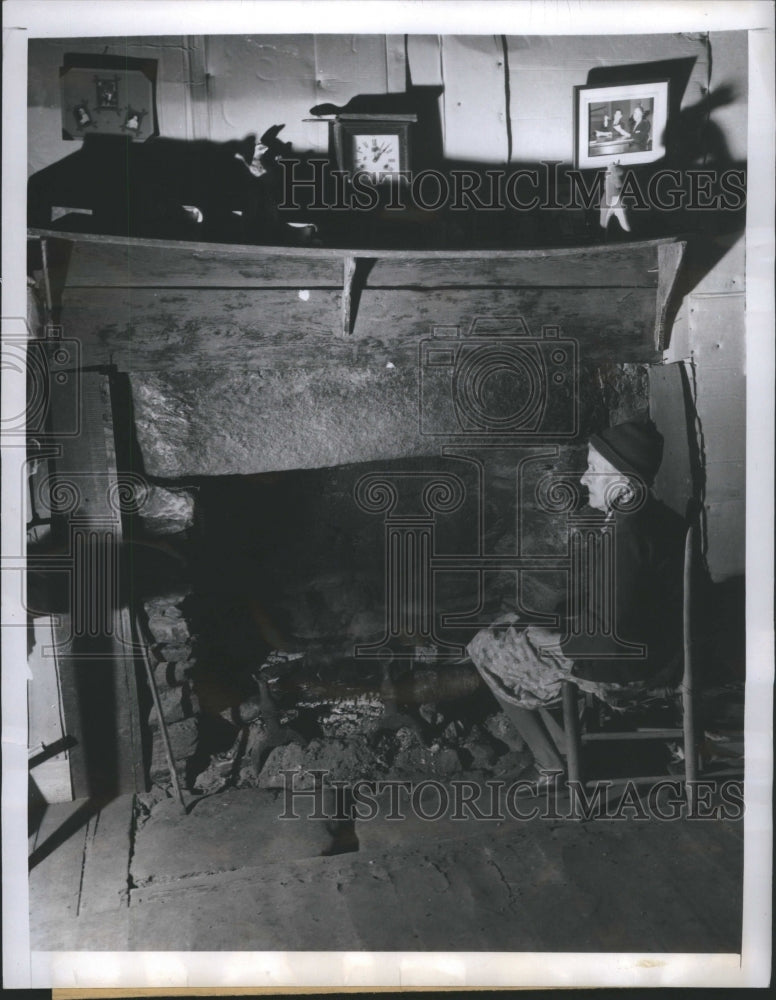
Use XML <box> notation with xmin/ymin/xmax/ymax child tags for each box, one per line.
<box><xmin>74</xmin><ymin>102</ymin><xmax>93</xmax><ymax>129</ymax></box>
<box><xmin>599</xmin><ymin>160</ymin><xmax>631</xmax><ymax>232</ymax></box>
<box><xmin>121</xmin><ymin>106</ymin><xmax>147</xmax><ymax>134</ymax></box>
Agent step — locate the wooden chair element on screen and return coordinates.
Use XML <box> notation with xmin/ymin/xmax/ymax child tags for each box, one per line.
<box><xmin>559</xmin><ymin>520</ymin><xmax>700</xmax><ymax>802</ymax></box>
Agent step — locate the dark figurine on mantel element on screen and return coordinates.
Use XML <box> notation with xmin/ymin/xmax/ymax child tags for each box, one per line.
<box><xmin>27</xmin><ymin>123</ymin><xmax>316</xmax><ymax>246</ymax></box>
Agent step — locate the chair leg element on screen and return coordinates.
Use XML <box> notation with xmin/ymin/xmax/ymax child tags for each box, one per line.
<box><xmin>681</xmin><ymin>520</ymin><xmax>698</xmax><ymax>806</ymax></box>
<box><xmin>562</xmin><ymin>681</ymin><xmax>581</xmax><ymax>785</ymax></box>
<box><xmin>538</xmin><ymin>706</ymin><xmax>567</xmax><ymax>756</ymax></box>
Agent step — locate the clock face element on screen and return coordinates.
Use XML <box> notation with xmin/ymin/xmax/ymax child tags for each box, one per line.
<box><xmin>352</xmin><ymin>133</ymin><xmax>401</xmax><ymax>176</ymax></box>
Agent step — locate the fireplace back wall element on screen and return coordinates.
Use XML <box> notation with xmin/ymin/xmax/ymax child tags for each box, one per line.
<box><xmin>157</xmin><ymin>358</ymin><xmax>647</xmax><ymax>674</ymax></box>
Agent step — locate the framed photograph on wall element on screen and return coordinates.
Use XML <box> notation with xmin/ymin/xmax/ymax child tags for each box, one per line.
<box><xmin>574</xmin><ymin>79</ymin><xmax>668</xmax><ymax>168</ymax></box>
<box><xmin>60</xmin><ymin>53</ymin><xmax>158</xmax><ymax>141</ymax></box>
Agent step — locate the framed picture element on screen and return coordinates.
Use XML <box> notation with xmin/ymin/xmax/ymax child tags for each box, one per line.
<box><xmin>60</xmin><ymin>53</ymin><xmax>158</xmax><ymax>141</ymax></box>
<box><xmin>574</xmin><ymin>79</ymin><xmax>668</xmax><ymax>168</ymax></box>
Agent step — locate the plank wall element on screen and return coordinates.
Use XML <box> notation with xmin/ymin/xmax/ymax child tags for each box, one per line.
<box><xmin>662</xmin><ymin>30</ymin><xmax>748</xmax><ymax>581</ymax></box>
<box><xmin>27</xmin><ymin>31</ymin><xmax>748</xmax><ymax>579</ymax></box>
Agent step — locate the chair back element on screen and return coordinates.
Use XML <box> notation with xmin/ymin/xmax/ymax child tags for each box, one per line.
<box><xmin>681</xmin><ymin>515</ymin><xmax>699</xmax><ymax>783</ymax></box>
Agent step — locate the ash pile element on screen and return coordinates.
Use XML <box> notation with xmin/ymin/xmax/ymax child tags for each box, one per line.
<box><xmin>161</xmin><ymin>645</ymin><xmax>534</xmax><ymax>800</ymax></box>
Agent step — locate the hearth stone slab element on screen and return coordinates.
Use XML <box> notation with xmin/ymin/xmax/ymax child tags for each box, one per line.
<box><xmin>130</xmin><ymin>786</ymin><xmax>341</xmax><ymax>885</ymax></box>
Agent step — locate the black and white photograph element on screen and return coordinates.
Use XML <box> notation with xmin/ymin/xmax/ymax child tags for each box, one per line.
<box><xmin>2</xmin><ymin>0</ymin><xmax>773</xmax><ymax>991</ymax></box>
<box><xmin>576</xmin><ymin>80</ymin><xmax>668</xmax><ymax>167</ymax></box>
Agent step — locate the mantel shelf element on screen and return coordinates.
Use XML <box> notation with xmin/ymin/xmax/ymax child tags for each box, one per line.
<box><xmin>28</xmin><ymin>229</ymin><xmax>686</xmax><ymax>370</ymax></box>
<box><xmin>29</xmin><ymin>227</ymin><xmax>684</xmax><ymax>263</ymax></box>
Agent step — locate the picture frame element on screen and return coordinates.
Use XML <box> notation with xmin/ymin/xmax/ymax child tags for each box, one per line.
<box><xmin>60</xmin><ymin>53</ymin><xmax>158</xmax><ymax>141</ymax></box>
<box><xmin>574</xmin><ymin>79</ymin><xmax>669</xmax><ymax>168</ymax></box>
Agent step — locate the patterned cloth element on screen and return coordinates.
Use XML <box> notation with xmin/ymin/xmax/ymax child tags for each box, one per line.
<box><xmin>467</xmin><ymin>616</ymin><xmax>626</xmax><ymax>710</ymax></box>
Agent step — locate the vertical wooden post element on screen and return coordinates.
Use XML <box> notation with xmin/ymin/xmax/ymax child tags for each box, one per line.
<box><xmin>47</xmin><ymin>369</ymin><xmax>144</xmax><ymax>798</ymax></box>
<box><xmin>654</xmin><ymin>240</ymin><xmax>686</xmax><ymax>352</ymax></box>
<box><xmin>682</xmin><ymin>524</ymin><xmax>698</xmax><ymax>805</ymax></box>
<box><xmin>341</xmin><ymin>254</ymin><xmax>357</xmax><ymax>337</ymax></box>
<box><xmin>341</xmin><ymin>255</ymin><xmax>376</xmax><ymax>338</ymax></box>
<box><xmin>562</xmin><ymin>681</ymin><xmax>581</xmax><ymax>787</ymax></box>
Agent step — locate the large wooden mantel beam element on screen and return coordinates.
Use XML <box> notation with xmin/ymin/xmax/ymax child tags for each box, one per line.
<box><xmin>30</xmin><ymin>230</ymin><xmax>686</xmax><ymax>371</ymax></box>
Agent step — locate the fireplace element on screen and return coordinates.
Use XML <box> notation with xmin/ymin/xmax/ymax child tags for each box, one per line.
<box><xmin>127</xmin><ymin>354</ymin><xmax>649</xmax><ymax>796</ymax></box>
<box><xmin>26</xmin><ymin>230</ymin><xmax>684</xmax><ymax>800</ymax></box>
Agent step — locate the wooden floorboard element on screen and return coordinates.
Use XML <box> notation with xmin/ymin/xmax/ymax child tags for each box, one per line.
<box><xmin>29</xmin><ymin>788</ymin><xmax>744</xmax><ymax>953</ymax></box>
<box><xmin>28</xmin><ymin>799</ymin><xmax>90</xmax><ymax>946</ymax></box>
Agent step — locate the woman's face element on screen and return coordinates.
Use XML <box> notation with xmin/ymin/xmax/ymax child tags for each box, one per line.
<box><xmin>580</xmin><ymin>445</ymin><xmax>630</xmax><ymax>512</ymax></box>
<box><xmin>633</xmin><ymin>107</ymin><xmax>643</xmax><ymax>123</ymax></box>
<box><xmin>613</xmin><ymin>110</ymin><xmax>622</xmax><ymax>123</ymax></box>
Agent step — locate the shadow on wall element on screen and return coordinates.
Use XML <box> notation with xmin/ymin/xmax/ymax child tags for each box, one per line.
<box><xmin>27</xmin><ymin>34</ymin><xmax>746</xmax><ymax>291</ymax></box>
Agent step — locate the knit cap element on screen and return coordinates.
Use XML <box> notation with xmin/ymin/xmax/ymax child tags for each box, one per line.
<box><xmin>589</xmin><ymin>420</ymin><xmax>663</xmax><ymax>486</ymax></box>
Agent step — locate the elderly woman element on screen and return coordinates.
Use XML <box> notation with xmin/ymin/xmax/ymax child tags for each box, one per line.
<box><xmin>467</xmin><ymin>421</ymin><xmax>685</xmax><ymax>787</ymax></box>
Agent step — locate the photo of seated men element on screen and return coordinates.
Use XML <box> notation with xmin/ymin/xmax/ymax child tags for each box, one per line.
<box><xmin>589</xmin><ymin>98</ymin><xmax>653</xmax><ymax>153</ymax></box>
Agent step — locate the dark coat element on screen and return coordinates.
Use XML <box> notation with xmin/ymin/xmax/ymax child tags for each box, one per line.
<box><xmin>630</xmin><ymin>117</ymin><xmax>652</xmax><ymax>151</ymax></box>
<box><xmin>559</xmin><ymin>497</ymin><xmax>686</xmax><ymax>685</ymax></box>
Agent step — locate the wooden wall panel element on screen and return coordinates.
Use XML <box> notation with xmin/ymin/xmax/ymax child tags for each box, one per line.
<box><xmin>47</xmin><ymin>373</ymin><xmax>144</xmax><ymax>796</ymax></box>
<box><xmin>700</xmin><ymin>463</ymin><xmax>746</xmax><ymax>505</ymax></box>
<box><xmin>28</xmin><ymin>32</ymin><xmax>736</xmax><ymax>176</ymax></box>
<box><xmin>366</xmin><ymin>248</ymin><xmax>661</xmax><ymax>289</ymax></box>
<box><xmin>689</xmin><ymin>293</ymin><xmax>746</xmax><ymax>580</ymax></box>
<box><xmin>648</xmin><ymin>362</ymin><xmax>695</xmax><ymax>518</ymax></box>
<box><xmin>60</xmin><ymin>284</ymin><xmax>659</xmax><ymax>371</ymax></box>
<box><xmin>48</xmin><ymin>232</ymin><xmax>663</xmax><ymax>290</ymax></box>
<box><xmin>52</xmin><ymin>236</ymin><xmax>346</xmax><ymax>289</ymax></box>
<box><xmin>314</xmin><ymin>35</ymin><xmax>398</xmax><ymax>101</ymax></box>
<box><xmin>28</xmin><ymin>618</ymin><xmax>74</xmax><ymax>803</ymax></box>
<box><xmin>386</xmin><ymin>35</ymin><xmax>409</xmax><ymax>92</ymax></box>
<box><xmin>705</xmin><ymin>501</ymin><xmax>746</xmax><ymax>579</ymax></box>
<box><xmin>406</xmin><ymin>35</ymin><xmax>443</xmax><ymax>86</ymax></box>
<box><xmin>708</xmin><ymin>30</ymin><xmax>749</xmax><ymax>162</ymax></box>
<box><xmin>440</xmin><ymin>35</ymin><xmax>508</xmax><ymax>163</ymax></box>
<box><xmin>204</xmin><ymin>35</ymin><xmax>319</xmax><ymax>149</ymax></box>
<box><xmin>182</xmin><ymin>35</ymin><xmax>210</xmax><ymax>140</ymax></box>
<box><xmin>43</xmin><ymin>232</ymin><xmax>681</xmax><ymax>373</ymax></box>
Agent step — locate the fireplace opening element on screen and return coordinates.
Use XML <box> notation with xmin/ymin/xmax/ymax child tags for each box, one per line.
<box><xmin>140</xmin><ymin>454</ymin><xmax>536</xmax><ymax>796</ymax></box>
<box><xmin>129</xmin><ymin>361</ymin><xmax>686</xmax><ymax>805</ymax></box>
